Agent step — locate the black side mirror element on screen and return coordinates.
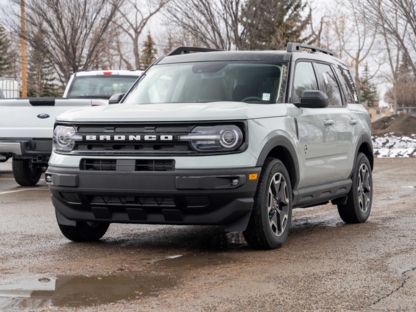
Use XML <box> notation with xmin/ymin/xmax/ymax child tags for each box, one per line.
<box><xmin>295</xmin><ymin>90</ymin><xmax>328</xmax><ymax>108</ymax></box>
<box><xmin>109</xmin><ymin>93</ymin><xmax>125</xmax><ymax>105</ymax></box>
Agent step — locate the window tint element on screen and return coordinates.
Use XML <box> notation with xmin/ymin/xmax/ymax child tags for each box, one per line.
<box><xmin>293</xmin><ymin>62</ymin><xmax>318</xmax><ymax>102</ymax></box>
<box><xmin>315</xmin><ymin>63</ymin><xmax>343</xmax><ymax>106</ymax></box>
<box><xmin>335</xmin><ymin>65</ymin><xmax>358</xmax><ymax>103</ymax></box>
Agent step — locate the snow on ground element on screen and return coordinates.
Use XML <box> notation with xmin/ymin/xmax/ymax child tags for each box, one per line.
<box><xmin>372</xmin><ymin>133</ymin><xmax>416</xmax><ymax>158</ymax></box>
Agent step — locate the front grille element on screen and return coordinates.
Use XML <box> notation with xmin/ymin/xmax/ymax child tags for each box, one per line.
<box><xmin>80</xmin><ymin>159</ymin><xmax>117</xmax><ymax>171</ymax></box>
<box><xmin>80</xmin><ymin>159</ymin><xmax>175</xmax><ymax>171</ymax></box>
<box><xmin>73</xmin><ymin>123</ymin><xmax>193</xmax><ymax>155</ymax></box>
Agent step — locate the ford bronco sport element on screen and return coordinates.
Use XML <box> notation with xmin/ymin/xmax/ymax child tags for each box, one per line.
<box><xmin>46</xmin><ymin>43</ymin><xmax>373</xmax><ymax>249</ymax></box>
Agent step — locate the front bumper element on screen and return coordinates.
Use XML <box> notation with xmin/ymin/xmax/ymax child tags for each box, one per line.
<box><xmin>47</xmin><ymin>166</ymin><xmax>261</xmax><ymax>231</ymax></box>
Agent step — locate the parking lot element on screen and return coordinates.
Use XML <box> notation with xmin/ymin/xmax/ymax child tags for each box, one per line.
<box><xmin>0</xmin><ymin>158</ymin><xmax>416</xmax><ymax>311</ymax></box>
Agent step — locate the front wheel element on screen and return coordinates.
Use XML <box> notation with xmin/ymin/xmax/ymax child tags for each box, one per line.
<box><xmin>12</xmin><ymin>159</ymin><xmax>42</xmax><ymax>186</ymax></box>
<box><xmin>244</xmin><ymin>158</ymin><xmax>292</xmax><ymax>249</ymax></box>
<box><xmin>337</xmin><ymin>153</ymin><xmax>372</xmax><ymax>223</ymax></box>
<box><xmin>58</xmin><ymin>221</ymin><xmax>110</xmax><ymax>242</ymax></box>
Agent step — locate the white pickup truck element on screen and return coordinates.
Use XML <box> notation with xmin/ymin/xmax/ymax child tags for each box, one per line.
<box><xmin>0</xmin><ymin>70</ymin><xmax>142</xmax><ymax>186</ymax></box>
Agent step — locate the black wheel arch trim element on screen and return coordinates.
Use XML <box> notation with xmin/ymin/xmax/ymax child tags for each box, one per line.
<box><xmin>349</xmin><ymin>132</ymin><xmax>374</xmax><ymax>178</ymax></box>
<box><xmin>255</xmin><ymin>135</ymin><xmax>300</xmax><ymax>190</ymax></box>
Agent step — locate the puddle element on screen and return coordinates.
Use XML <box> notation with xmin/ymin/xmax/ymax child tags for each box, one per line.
<box><xmin>0</xmin><ymin>274</ymin><xmax>175</xmax><ymax>310</ymax></box>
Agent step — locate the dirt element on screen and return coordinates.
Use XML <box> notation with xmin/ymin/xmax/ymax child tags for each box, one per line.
<box><xmin>372</xmin><ymin>114</ymin><xmax>416</xmax><ymax>136</ymax></box>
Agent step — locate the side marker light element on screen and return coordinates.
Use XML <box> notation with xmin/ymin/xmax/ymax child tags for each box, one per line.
<box><xmin>249</xmin><ymin>173</ymin><xmax>258</xmax><ymax>181</ymax></box>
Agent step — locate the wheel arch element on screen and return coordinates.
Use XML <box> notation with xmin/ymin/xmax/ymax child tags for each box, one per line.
<box><xmin>256</xmin><ymin>136</ymin><xmax>300</xmax><ymax>191</ymax></box>
<box><xmin>350</xmin><ymin>132</ymin><xmax>374</xmax><ymax>178</ymax></box>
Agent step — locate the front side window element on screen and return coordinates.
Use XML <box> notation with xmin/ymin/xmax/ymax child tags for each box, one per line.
<box><xmin>315</xmin><ymin>63</ymin><xmax>343</xmax><ymax>106</ymax></box>
<box><xmin>67</xmin><ymin>76</ymin><xmax>139</xmax><ymax>99</ymax></box>
<box><xmin>293</xmin><ymin>62</ymin><xmax>318</xmax><ymax>103</ymax></box>
<box><xmin>124</xmin><ymin>62</ymin><xmax>284</xmax><ymax>104</ymax></box>
<box><xmin>335</xmin><ymin>65</ymin><xmax>358</xmax><ymax>103</ymax></box>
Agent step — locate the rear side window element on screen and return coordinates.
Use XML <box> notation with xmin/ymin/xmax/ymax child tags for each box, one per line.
<box><xmin>293</xmin><ymin>62</ymin><xmax>318</xmax><ymax>103</ymax></box>
<box><xmin>315</xmin><ymin>63</ymin><xmax>343</xmax><ymax>106</ymax></box>
<box><xmin>335</xmin><ymin>65</ymin><xmax>358</xmax><ymax>103</ymax></box>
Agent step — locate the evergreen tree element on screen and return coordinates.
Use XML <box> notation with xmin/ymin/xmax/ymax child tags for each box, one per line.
<box><xmin>360</xmin><ymin>62</ymin><xmax>377</xmax><ymax>107</ymax></box>
<box><xmin>141</xmin><ymin>32</ymin><xmax>157</xmax><ymax>70</ymax></box>
<box><xmin>241</xmin><ymin>0</ymin><xmax>312</xmax><ymax>50</ymax></box>
<box><xmin>27</xmin><ymin>30</ymin><xmax>59</xmax><ymax>97</ymax></box>
<box><xmin>0</xmin><ymin>24</ymin><xmax>10</xmax><ymax>76</ymax></box>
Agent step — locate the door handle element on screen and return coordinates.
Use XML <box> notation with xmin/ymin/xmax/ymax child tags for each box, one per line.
<box><xmin>323</xmin><ymin>119</ymin><xmax>334</xmax><ymax>126</ymax></box>
<box><xmin>349</xmin><ymin>119</ymin><xmax>358</xmax><ymax>125</ymax></box>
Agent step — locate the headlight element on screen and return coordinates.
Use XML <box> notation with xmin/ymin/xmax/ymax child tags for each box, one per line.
<box><xmin>179</xmin><ymin>125</ymin><xmax>244</xmax><ymax>152</ymax></box>
<box><xmin>53</xmin><ymin>125</ymin><xmax>81</xmax><ymax>152</ymax></box>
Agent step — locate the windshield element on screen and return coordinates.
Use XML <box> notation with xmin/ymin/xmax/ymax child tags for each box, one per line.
<box><xmin>124</xmin><ymin>62</ymin><xmax>284</xmax><ymax>104</ymax></box>
<box><xmin>67</xmin><ymin>76</ymin><xmax>139</xmax><ymax>99</ymax></box>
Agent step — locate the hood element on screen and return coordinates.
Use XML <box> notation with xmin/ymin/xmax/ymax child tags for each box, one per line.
<box><xmin>56</xmin><ymin>102</ymin><xmax>288</xmax><ymax>122</ymax></box>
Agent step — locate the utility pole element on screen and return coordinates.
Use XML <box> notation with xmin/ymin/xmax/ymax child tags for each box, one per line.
<box><xmin>20</xmin><ymin>0</ymin><xmax>27</xmax><ymax>98</ymax></box>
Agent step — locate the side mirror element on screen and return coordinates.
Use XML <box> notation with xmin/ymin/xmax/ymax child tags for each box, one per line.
<box><xmin>109</xmin><ymin>93</ymin><xmax>125</xmax><ymax>105</ymax></box>
<box><xmin>295</xmin><ymin>90</ymin><xmax>328</xmax><ymax>108</ymax></box>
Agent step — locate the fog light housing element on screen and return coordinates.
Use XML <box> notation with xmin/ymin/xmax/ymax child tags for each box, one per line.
<box><xmin>45</xmin><ymin>174</ymin><xmax>53</xmax><ymax>185</ymax></box>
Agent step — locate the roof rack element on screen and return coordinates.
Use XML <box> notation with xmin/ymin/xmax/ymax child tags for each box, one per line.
<box><xmin>167</xmin><ymin>46</ymin><xmax>222</xmax><ymax>56</ymax></box>
<box><xmin>286</xmin><ymin>42</ymin><xmax>334</xmax><ymax>56</ymax></box>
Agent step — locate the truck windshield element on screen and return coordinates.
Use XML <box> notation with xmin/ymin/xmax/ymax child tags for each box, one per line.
<box><xmin>67</xmin><ymin>76</ymin><xmax>139</xmax><ymax>99</ymax></box>
<box><xmin>124</xmin><ymin>62</ymin><xmax>284</xmax><ymax>104</ymax></box>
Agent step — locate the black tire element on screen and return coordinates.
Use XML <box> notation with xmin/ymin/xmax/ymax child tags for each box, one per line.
<box><xmin>58</xmin><ymin>221</ymin><xmax>110</xmax><ymax>242</ymax></box>
<box><xmin>12</xmin><ymin>159</ymin><xmax>42</xmax><ymax>186</ymax></box>
<box><xmin>244</xmin><ymin>158</ymin><xmax>293</xmax><ymax>249</ymax></box>
<box><xmin>337</xmin><ymin>153</ymin><xmax>372</xmax><ymax>223</ymax></box>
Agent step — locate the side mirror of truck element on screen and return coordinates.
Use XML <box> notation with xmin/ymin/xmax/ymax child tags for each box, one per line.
<box><xmin>295</xmin><ymin>90</ymin><xmax>329</xmax><ymax>108</ymax></box>
<box><xmin>109</xmin><ymin>93</ymin><xmax>125</xmax><ymax>105</ymax></box>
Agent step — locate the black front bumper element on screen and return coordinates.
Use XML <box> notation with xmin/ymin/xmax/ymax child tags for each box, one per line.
<box><xmin>47</xmin><ymin>166</ymin><xmax>261</xmax><ymax>231</ymax></box>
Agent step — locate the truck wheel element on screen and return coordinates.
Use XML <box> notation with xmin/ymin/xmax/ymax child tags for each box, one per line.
<box><xmin>244</xmin><ymin>158</ymin><xmax>292</xmax><ymax>249</ymax></box>
<box><xmin>337</xmin><ymin>153</ymin><xmax>372</xmax><ymax>223</ymax></box>
<box><xmin>12</xmin><ymin>159</ymin><xmax>42</xmax><ymax>186</ymax></box>
<box><xmin>58</xmin><ymin>222</ymin><xmax>110</xmax><ymax>242</ymax></box>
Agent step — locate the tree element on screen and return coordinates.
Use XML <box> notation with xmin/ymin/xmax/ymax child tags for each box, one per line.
<box><xmin>241</xmin><ymin>0</ymin><xmax>312</xmax><ymax>50</ymax></box>
<box><xmin>360</xmin><ymin>63</ymin><xmax>378</xmax><ymax>107</ymax></box>
<box><xmin>0</xmin><ymin>24</ymin><xmax>10</xmax><ymax>76</ymax></box>
<box><xmin>27</xmin><ymin>29</ymin><xmax>59</xmax><ymax>97</ymax></box>
<box><xmin>140</xmin><ymin>32</ymin><xmax>157</xmax><ymax>69</ymax></box>
<box><xmin>114</xmin><ymin>0</ymin><xmax>169</xmax><ymax>70</ymax></box>
<box><xmin>5</xmin><ymin>0</ymin><xmax>124</xmax><ymax>86</ymax></box>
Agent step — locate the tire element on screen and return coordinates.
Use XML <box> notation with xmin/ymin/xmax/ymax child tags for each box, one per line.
<box><xmin>244</xmin><ymin>158</ymin><xmax>293</xmax><ymax>249</ymax></box>
<box><xmin>337</xmin><ymin>153</ymin><xmax>372</xmax><ymax>223</ymax></box>
<box><xmin>12</xmin><ymin>159</ymin><xmax>42</xmax><ymax>186</ymax></box>
<box><xmin>58</xmin><ymin>221</ymin><xmax>110</xmax><ymax>242</ymax></box>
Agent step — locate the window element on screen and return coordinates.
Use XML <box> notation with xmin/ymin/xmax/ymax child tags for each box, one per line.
<box><xmin>315</xmin><ymin>63</ymin><xmax>343</xmax><ymax>106</ymax></box>
<box><xmin>293</xmin><ymin>62</ymin><xmax>318</xmax><ymax>103</ymax></box>
<box><xmin>335</xmin><ymin>65</ymin><xmax>358</xmax><ymax>103</ymax></box>
<box><xmin>124</xmin><ymin>62</ymin><xmax>284</xmax><ymax>104</ymax></box>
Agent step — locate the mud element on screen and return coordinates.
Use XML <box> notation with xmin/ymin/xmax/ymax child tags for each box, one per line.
<box><xmin>0</xmin><ymin>158</ymin><xmax>416</xmax><ymax>311</ymax></box>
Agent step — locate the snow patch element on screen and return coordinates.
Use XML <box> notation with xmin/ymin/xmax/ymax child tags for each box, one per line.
<box><xmin>373</xmin><ymin>134</ymin><xmax>416</xmax><ymax>158</ymax></box>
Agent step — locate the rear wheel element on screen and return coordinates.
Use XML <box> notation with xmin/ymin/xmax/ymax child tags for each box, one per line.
<box><xmin>58</xmin><ymin>221</ymin><xmax>110</xmax><ymax>242</ymax></box>
<box><xmin>337</xmin><ymin>153</ymin><xmax>372</xmax><ymax>223</ymax></box>
<box><xmin>12</xmin><ymin>159</ymin><xmax>42</xmax><ymax>186</ymax></box>
<box><xmin>244</xmin><ymin>158</ymin><xmax>292</xmax><ymax>249</ymax></box>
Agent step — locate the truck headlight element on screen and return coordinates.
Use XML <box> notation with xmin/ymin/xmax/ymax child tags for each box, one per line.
<box><xmin>179</xmin><ymin>125</ymin><xmax>244</xmax><ymax>152</ymax></box>
<box><xmin>53</xmin><ymin>126</ymin><xmax>81</xmax><ymax>152</ymax></box>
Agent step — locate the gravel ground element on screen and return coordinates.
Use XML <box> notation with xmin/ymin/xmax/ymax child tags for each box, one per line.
<box><xmin>0</xmin><ymin>158</ymin><xmax>416</xmax><ymax>311</ymax></box>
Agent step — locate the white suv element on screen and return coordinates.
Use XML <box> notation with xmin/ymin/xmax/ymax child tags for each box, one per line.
<box><xmin>46</xmin><ymin>44</ymin><xmax>373</xmax><ymax>249</ymax></box>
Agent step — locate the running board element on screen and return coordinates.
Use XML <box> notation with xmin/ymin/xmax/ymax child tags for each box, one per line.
<box><xmin>292</xmin><ymin>180</ymin><xmax>352</xmax><ymax>208</ymax></box>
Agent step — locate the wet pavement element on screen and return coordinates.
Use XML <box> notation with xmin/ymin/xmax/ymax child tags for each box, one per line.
<box><xmin>0</xmin><ymin>158</ymin><xmax>416</xmax><ymax>311</ymax></box>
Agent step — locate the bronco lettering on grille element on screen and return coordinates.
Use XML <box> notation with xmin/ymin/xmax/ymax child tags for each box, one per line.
<box><xmin>84</xmin><ymin>135</ymin><xmax>174</xmax><ymax>141</ymax></box>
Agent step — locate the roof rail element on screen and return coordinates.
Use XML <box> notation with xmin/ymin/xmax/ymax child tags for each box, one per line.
<box><xmin>167</xmin><ymin>46</ymin><xmax>222</xmax><ymax>56</ymax></box>
<box><xmin>286</xmin><ymin>42</ymin><xmax>334</xmax><ymax>56</ymax></box>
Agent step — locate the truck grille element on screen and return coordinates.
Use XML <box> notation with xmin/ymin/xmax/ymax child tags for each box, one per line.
<box><xmin>80</xmin><ymin>159</ymin><xmax>175</xmax><ymax>171</ymax></box>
